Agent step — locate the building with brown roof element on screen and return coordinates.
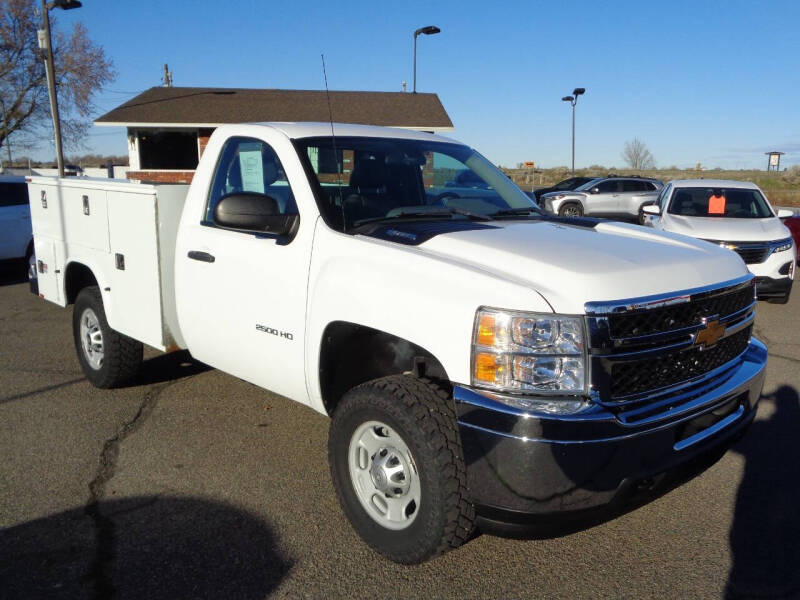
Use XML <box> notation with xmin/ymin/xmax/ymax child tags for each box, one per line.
<box><xmin>94</xmin><ymin>87</ymin><xmax>454</xmax><ymax>183</ymax></box>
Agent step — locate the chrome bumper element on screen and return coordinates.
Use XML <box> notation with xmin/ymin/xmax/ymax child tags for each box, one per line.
<box><xmin>455</xmin><ymin>338</ymin><xmax>767</xmax><ymax>521</ymax></box>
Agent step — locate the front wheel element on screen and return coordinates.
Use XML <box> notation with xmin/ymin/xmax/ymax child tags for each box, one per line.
<box><xmin>328</xmin><ymin>375</ymin><xmax>475</xmax><ymax>563</ymax></box>
<box><xmin>73</xmin><ymin>286</ymin><xmax>143</xmax><ymax>388</ymax></box>
<box><xmin>558</xmin><ymin>202</ymin><xmax>583</xmax><ymax>217</ymax></box>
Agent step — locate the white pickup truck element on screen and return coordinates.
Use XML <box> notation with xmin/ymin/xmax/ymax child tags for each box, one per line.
<box><xmin>28</xmin><ymin>122</ymin><xmax>767</xmax><ymax>564</ymax></box>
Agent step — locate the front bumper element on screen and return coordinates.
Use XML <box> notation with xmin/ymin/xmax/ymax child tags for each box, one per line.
<box><xmin>755</xmin><ymin>275</ymin><xmax>792</xmax><ymax>301</ymax></box>
<box><xmin>455</xmin><ymin>338</ymin><xmax>767</xmax><ymax>528</ymax></box>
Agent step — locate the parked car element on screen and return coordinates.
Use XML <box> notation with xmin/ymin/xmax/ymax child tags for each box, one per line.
<box><xmin>28</xmin><ymin>123</ymin><xmax>766</xmax><ymax>563</ymax></box>
<box><xmin>531</xmin><ymin>176</ymin><xmax>595</xmax><ymax>201</ymax></box>
<box><xmin>540</xmin><ymin>176</ymin><xmax>663</xmax><ymax>220</ymax></box>
<box><xmin>0</xmin><ymin>175</ymin><xmax>35</xmax><ymax>278</ymax></box>
<box><xmin>642</xmin><ymin>179</ymin><xmax>795</xmax><ymax>303</ymax></box>
<box><xmin>779</xmin><ymin>214</ymin><xmax>800</xmax><ymax>263</ymax></box>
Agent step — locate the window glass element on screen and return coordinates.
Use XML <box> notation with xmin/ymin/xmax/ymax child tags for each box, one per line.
<box><xmin>555</xmin><ymin>178</ymin><xmax>578</xmax><ymax>190</ymax></box>
<box><xmin>644</xmin><ymin>182</ymin><xmax>658</xmax><ymax>191</ymax></box>
<box><xmin>295</xmin><ymin>136</ymin><xmax>537</xmax><ymax>232</ymax></box>
<box><xmin>658</xmin><ymin>184</ymin><xmax>672</xmax><ymax>210</ymax></box>
<box><xmin>667</xmin><ymin>187</ymin><xmax>773</xmax><ymax>218</ymax></box>
<box><xmin>622</xmin><ymin>180</ymin><xmax>648</xmax><ymax>192</ymax></box>
<box><xmin>206</xmin><ymin>137</ymin><xmax>297</xmax><ymax>222</ymax></box>
<box><xmin>596</xmin><ymin>180</ymin><xmax>619</xmax><ymax>193</ymax></box>
<box><xmin>139</xmin><ymin>130</ymin><xmax>198</xmax><ymax>169</ymax></box>
<box><xmin>0</xmin><ymin>182</ymin><xmax>29</xmax><ymax>207</ymax></box>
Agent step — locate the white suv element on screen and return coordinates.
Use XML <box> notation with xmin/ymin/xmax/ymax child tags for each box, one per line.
<box><xmin>642</xmin><ymin>179</ymin><xmax>794</xmax><ymax>303</ymax></box>
<box><xmin>0</xmin><ymin>175</ymin><xmax>34</xmax><ymax>272</ymax></box>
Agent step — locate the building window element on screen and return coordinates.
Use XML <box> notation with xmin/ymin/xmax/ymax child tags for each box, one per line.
<box><xmin>138</xmin><ymin>130</ymin><xmax>198</xmax><ymax>169</ymax></box>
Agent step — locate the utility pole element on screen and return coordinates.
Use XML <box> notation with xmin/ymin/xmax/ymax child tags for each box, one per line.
<box><xmin>163</xmin><ymin>63</ymin><xmax>173</xmax><ymax>87</ymax></box>
<box><xmin>38</xmin><ymin>0</ymin><xmax>81</xmax><ymax>178</ymax></box>
<box><xmin>40</xmin><ymin>0</ymin><xmax>65</xmax><ymax>177</ymax></box>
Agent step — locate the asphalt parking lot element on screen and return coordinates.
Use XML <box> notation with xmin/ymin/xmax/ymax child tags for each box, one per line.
<box><xmin>1</xmin><ymin>259</ymin><xmax>798</xmax><ymax>599</ymax></box>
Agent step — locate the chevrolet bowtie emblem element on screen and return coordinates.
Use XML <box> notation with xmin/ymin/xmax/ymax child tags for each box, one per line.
<box><xmin>695</xmin><ymin>318</ymin><xmax>726</xmax><ymax>348</ymax></box>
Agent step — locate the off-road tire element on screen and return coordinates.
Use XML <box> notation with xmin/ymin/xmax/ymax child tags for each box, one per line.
<box><xmin>73</xmin><ymin>286</ymin><xmax>142</xmax><ymax>388</ymax></box>
<box><xmin>558</xmin><ymin>202</ymin><xmax>583</xmax><ymax>218</ymax></box>
<box><xmin>328</xmin><ymin>375</ymin><xmax>475</xmax><ymax>564</ymax></box>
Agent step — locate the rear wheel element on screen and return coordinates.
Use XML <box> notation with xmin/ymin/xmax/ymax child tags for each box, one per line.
<box><xmin>328</xmin><ymin>375</ymin><xmax>475</xmax><ymax>564</ymax></box>
<box><xmin>73</xmin><ymin>286</ymin><xmax>142</xmax><ymax>388</ymax></box>
<box><xmin>558</xmin><ymin>202</ymin><xmax>583</xmax><ymax>218</ymax></box>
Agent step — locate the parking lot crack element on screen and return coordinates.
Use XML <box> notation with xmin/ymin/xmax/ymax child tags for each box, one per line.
<box><xmin>82</xmin><ymin>383</ymin><xmax>170</xmax><ymax>599</ymax></box>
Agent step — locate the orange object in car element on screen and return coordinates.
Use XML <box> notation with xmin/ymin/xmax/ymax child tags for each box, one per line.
<box><xmin>708</xmin><ymin>193</ymin><xmax>726</xmax><ymax>215</ymax></box>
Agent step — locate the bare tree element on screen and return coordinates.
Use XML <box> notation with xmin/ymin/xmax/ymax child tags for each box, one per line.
<box><xmin>622</xmin><ymin>138</ymin><xmax>656</xmax><ymax>170</ymax></box>
<box><xmin>0</xmin><ymin>0</ymin><xmax>114</xmax><ymax>156</ymax></box>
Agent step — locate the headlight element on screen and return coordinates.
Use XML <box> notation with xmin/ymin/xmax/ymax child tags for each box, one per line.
<box><xmin>772</xmin><ymin>238</ymin><xmax>793</xmax><ymax>254</ymax></box>
<box><xmin>472</xmin><ymin>308</ymin><xmax>586</xmax><ymax>394</ymax></box>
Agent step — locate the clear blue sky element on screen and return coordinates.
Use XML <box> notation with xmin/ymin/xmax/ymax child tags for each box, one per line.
<box><xmin>46</xmin><ymin>0</ymin><xmax>800</xmax><ymax>169</ymax></box>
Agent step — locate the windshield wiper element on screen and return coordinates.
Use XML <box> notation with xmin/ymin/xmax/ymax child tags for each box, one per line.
<box><xmin>350</xmin><ymin>207</ymin><xmax>493</xmax><ymax>230</ymax></box>
<box><xmin>492</xmin><ymin>207</ymin><xmax>543</xmax><ymax>217</ymax></box>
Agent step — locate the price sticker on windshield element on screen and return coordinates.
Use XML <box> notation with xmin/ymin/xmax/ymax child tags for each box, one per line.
<box><xmin>708</xmin><ymin>192</ymin><xmax>726</xmax><ymax>215</ymax></box>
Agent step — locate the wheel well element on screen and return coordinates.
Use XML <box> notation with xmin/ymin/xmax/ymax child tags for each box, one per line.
<box><xmin>319</xmin><ymin>321</ymin><xmax>449</xmax><ymax>416</ymax></box>
<box><xmin>64</xmin><ymin>262</ymin><xmax>98</xmax><ymax>305</ymax></box>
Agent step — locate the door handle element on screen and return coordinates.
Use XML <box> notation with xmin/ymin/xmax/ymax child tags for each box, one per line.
<box><xmin>187</xmin><ymin>250</ymin><xmax>215</xmax><ymax>263</ymax></box>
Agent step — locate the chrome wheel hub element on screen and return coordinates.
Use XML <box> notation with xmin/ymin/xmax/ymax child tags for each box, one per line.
<box><xmin>348</xmin><ymin>420</ymin><xmax>420</xmax><ymax>530</ymax></box>
<box><xmin>79</xmin><ymin>307</ymin><xmax>104</xmax><ymax>370</ymax></box>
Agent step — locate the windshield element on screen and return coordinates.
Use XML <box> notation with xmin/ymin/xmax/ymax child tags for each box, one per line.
<box><xmin>575</xmin><ymin>178</ymin><xmax>604</xmax><ymax>192</ymax></box>
<box><xmin>294</xmin><ymin>136</ymin><xmax>538</xmax><ymax>231</ymax></box>
<box><xmin>667</xmin><ymin>187</ymin><xmax>773</xmax><ymax>219</ymax></box>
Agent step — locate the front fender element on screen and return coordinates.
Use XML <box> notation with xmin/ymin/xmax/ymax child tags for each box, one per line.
<box><xmin>304</xmin><ymin>222</ymin><xmax>551</xmax><ymax>414</ymax></box>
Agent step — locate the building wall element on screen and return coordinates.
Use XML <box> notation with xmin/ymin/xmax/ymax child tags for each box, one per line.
<box><xmin>126</xmin><ymin>126</ymin><xmax>200</xmax><ymax>183</ymax></box>
<box><xmin>125</xmin><ymin>170</ymin><xmax>195</xmax><ymax>184</ymax></box>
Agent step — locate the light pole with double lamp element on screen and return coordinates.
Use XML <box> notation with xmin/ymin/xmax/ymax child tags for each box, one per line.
<box><xmin>561</xmin><ymin>87</ymin><xmax>585</xmax><ymax>174</ymax></box>
<box><xmin>413</xmin><ymin>26</ymin><xmax>440</xmax><ymax>93</ymax></box>
<box><xmin>39</xmin><ymin>0</ymin><xmax>82</xmax><ymax>178</ymax></box>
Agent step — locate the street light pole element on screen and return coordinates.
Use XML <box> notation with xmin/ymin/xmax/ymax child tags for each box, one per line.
<box><xmin>562</xmin><ymin>87</ymin><xmax>585</xmax><ymax>175</ymax></box>
<box><xmin>39</xmin><ymin>0</ymin><xmax>82</xmax><ymax>178</ymax></box>
<box><xmin>413</xmin><ymin>25</ymin><xmax>440</xmax><ymax>93</ymax></box>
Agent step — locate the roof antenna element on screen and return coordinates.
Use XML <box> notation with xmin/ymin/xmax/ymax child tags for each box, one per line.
<box><xmin>321</xmin><ymin>54</ymin><xmax>346</xmax><ymax>228</ymax></box>
<box><xmin>162</xmin><ymin>63</ymin><xmax>173</xmax><ymax>87</ymax></box>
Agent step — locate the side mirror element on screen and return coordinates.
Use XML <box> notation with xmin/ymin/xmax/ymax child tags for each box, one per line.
<box><xmin>642</xmin><ymin>204</ymin><xmax>661</xmax><ymax>216</ymax></box>
<box><xmin>214</xmin><ymin>192</ymin><xmax>298</xmax><ymax>236</ymax></box>
<box><xmin>589</xmin><ymin>187</ymin><xmax>600</xmax><ymax>194</ymax></box>
<box><xmin>777</xmin><ymin>208</ymin><xmax>794</xmax><ymax>219</ymax></box>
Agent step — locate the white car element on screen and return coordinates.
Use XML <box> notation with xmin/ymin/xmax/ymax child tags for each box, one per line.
<box><xmin>0</xmin><ymin>175</ymin><xmax>34</xmax><ymax>275</ymax></box>
<box><xmin>642</xmin><ymin>179</ymin><xmax>794</xmax><ymax>303</ymax></box>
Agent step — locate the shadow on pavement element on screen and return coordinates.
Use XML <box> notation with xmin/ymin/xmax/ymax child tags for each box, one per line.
<box><xmin>726</xmin><ymin>385</ymin><xmax>800</xmax><ymax>598</ymax></box>
<box><xmin>0</xmin><ymin>495</ymin><xmax>293</xmax><ymax>599</ymax></box>
<box><xmin>0</xmin><ymin>259</ymin><xmax>28</xmax><ymax>287</ymax></box>
<box><xmin>134</xmin><ymin>350</ymin><xmax>210</xmax><ymax>386</ymax></box>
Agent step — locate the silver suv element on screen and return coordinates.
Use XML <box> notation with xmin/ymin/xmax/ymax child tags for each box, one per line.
<box><xmin>540</xmin><ymin>176</ymin><xmax>663</xmax><ymax>221</ymax></box>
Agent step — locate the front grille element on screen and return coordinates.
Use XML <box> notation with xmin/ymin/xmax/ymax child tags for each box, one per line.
<box><xmin>732</xmin><ymin>245</ymin><xmax>771</xmax><ymax>264</ymax></box>
<box><xmin>609</xmin><ymin>326</ymin><xmax>751</xmax><ymax>399</ymax></box>
<box><xmin>587</xmin><ymin>277</ymin><xmax>757</xmax><ymax>416</ymax></box>
<box><xmin>608</xmin><ymin>283</ymin><xmax>754</xmax><ymax>339</ymax></box>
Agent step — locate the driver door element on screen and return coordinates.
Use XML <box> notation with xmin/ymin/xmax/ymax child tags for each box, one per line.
<box><xmin>586</xmin><ymin>180</ymin><xmax>620</xmax><ymax>215</ymax></box>
<box><xmin>175</xmin><ymin>134</ymin><xmax>311</xmax><ymax>402</ymax></box>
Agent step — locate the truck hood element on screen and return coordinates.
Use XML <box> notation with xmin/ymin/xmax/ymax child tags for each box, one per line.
<box><xmin>416</xmin><ymin>219</ymin><xmax>748</xmax><ymax>314</ymax></box>
<box><xmin>663</xmin><ymin>215</ymin><xmax>790</xmax><ymax>242</ymax></box>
